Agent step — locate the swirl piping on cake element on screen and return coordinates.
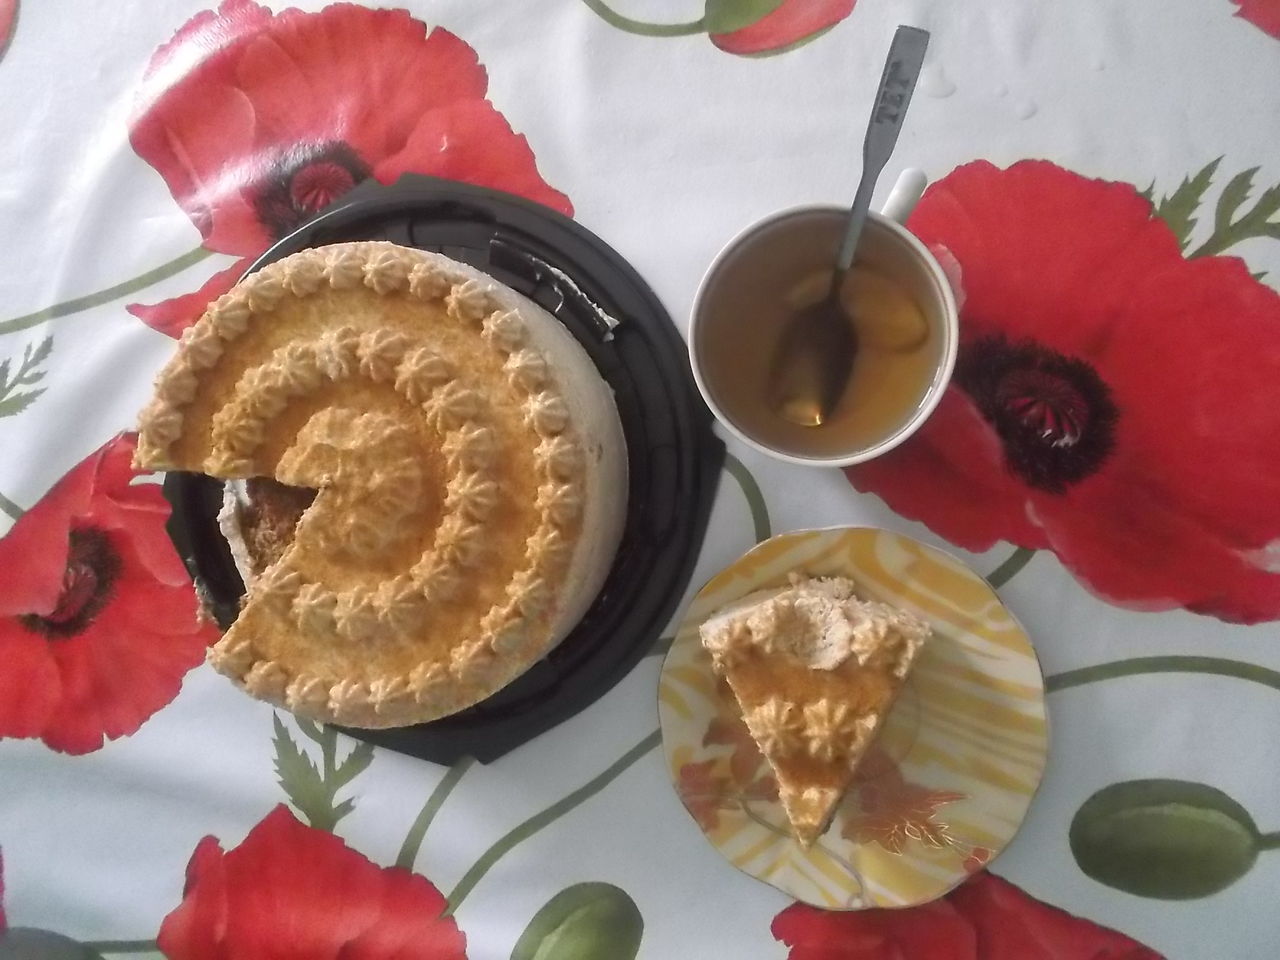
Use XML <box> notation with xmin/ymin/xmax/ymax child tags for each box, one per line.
<box><xmin>132</xmin><ymin>241</ymin><xmax>598</xmax><ymax>728</ymax></box>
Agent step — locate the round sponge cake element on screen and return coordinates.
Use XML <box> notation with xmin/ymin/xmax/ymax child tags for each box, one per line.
<box><xmin>135</xmin><ymin>242</ymin><xmax>627</xmax><ymax>727</ymax></box>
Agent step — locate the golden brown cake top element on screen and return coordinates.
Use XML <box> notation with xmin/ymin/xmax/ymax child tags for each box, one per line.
<box><xmin>135</xmin><ymin>242</ymin><xmax>595</xmax><ymax>727</ymax></box>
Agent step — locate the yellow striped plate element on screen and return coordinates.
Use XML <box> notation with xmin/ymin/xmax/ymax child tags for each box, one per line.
<box><xmin>658</xmin><ymin>527</ymin><xmax>1047</xmax><ymax>909</ymax></box>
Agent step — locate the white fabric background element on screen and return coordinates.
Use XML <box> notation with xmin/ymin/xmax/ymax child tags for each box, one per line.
<box><xmin>2</xmin><ymin>1</ymin><xmax>1279</xmax><ymax>956</ymax></box>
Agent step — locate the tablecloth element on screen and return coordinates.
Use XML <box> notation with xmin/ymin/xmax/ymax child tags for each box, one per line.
<box><xmin>2</xmin><ymin>1</ymin><xmax>1279</xmax><ymax>957</ymax></box>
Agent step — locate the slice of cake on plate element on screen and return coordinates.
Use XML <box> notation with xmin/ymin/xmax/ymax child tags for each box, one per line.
<box><xmin>699</xmin><ymin>575</ymin><xmax>929</xmax><ymax>846</ymax></box>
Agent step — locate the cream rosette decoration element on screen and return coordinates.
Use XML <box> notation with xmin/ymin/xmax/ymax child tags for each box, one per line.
<box><xmin>135</xmin><ymin>242</ymin><xmax>627</xmax><ymax>727</ymax></box>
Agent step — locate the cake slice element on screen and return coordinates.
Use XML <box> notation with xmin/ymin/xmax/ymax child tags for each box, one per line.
<box><xmin>699</xmin><ymin>576</ymin><xmax>929</xmax><ymax>846</ymax></box>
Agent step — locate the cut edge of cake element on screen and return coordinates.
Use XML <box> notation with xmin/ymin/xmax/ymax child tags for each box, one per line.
<box><xmin>133</xmin><ymin>241</ymin><xmax>630</xmax><ymax>729</ymax></box>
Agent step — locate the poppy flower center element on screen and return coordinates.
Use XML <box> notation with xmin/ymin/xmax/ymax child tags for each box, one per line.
<box><xmin>48</xmin><ymin>556</ymin><xmax>99</xmax><ymax>624</ymax></box>
<box><xmin>956</xmin><ymin>335</ymin><xmax>1118</xmax><ymax>493</ymax></box>
<box><xmin>19</xmin><ymin>528</ymin><xmax>121</xmax><ymax>639</ymax></box>
<box><xmin>254</xmin><ymin>141</ymin><xmax>372</xmax><ymax>239</ymax></box>
<box><xmin>289</xmin><ymin>162</ymin><xmax>357</xmax><ymax>213</ymax></box>
<box><xmin>995</xmin><ymin>368</ymin><xmax>1090</xmax><ymax>447</ymax></box>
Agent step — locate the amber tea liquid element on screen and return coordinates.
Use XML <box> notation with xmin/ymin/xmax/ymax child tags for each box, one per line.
<box><xmin>697</xmin><ymin>215</ymin><xmax>943</xmax><ymax>459</ymax></box>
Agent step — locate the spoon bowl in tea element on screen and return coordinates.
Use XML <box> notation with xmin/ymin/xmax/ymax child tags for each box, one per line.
<box><xmin>771</xmin><ymin>24</ymin><xmax>930</xmax><ymax>427</ymax></box>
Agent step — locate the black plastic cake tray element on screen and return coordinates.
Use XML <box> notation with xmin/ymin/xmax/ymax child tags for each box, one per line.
<box><xmin>162</xmin><ymin>175</ymin><xmax>724</xmax><ymax>764</ymax></box>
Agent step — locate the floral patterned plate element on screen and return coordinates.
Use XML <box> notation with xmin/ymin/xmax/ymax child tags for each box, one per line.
<box><xmin>658</xmin><ymin>526</ymin><xmax>1048</xmax><ymax>910</ymax></box>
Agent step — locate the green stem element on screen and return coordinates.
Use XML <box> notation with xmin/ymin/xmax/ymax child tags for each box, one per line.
<box><xmin>986</xmin><ymin>545</ymin><xmax>1036</xmax><ymax>589</ymax></box>
<box><xmin>0</xmin><ymin>245</ymin><xmax>213</xmax><ymax>337</ymax></box>
<box><xmin>396</xmin><ymin>756</ymin><xmax>475</xmax><ymax>870</ymax></box>
<box><xmin>446</xmin><ymin>729</ymin><xmax>660</xmax><ymax>913</ymax></box>
<box><xmin>81</xmin><ymin>941</ymin><xmax>158</xmax><ymax>954</ymax></box>
<box><xmin>724</xmin><ymin>452</ymin><xmax>771</xmax><ymax>543</ymax></box>
<box><xmin>293</xmin><ymin>716</ymin><xmax>326</xmax><ymax>746</ymax></box>
<box><xmin>579</xmin><ymin>0</ymin><xmax>705</xmax><ymax>36</ymax></box>
<box><xmin>1189</xmin><ymin>234</ymin><xmax>1236</xmax><ymax>259</ymax></box>
<box><xmin>321</xmin><ymin>726</ymin><xmax>337</xmax><ymax>781</ymax></box>
<box><xmin>0</xmin><ymin>489</ymin><xmax>23</xmax><ymax>520</ymax></box>
<box><xmin>1257</xmin><ymin>832</ymin><xmax>1280</xmax><ymax>851</ymax></box>
<box><xmin>644</xmin><ymin>634</ymin><xmax>674</xmax><ymax>659</ymax></box>
<box><xmin>643</xmin><ymin>452</ymin><xmax>771</xmax><ymax>660</ymax></box>
<box><xmin>1045</xmin><ymin>656</ymin><xmax>1280</xmax><ymax>695</ymax></box>
<box><xmin>642</xmin><ymin>454</ymin><xmax>768</xmax><ymax>661</ymax></box>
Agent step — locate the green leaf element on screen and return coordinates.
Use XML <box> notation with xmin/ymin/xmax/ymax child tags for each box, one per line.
<box><xmin>29</xmin><ymin>336</ymin><xmax>53</xmax><ymax>366</ymax></box>
<box><xmin>1070</xmin><ymin>779</ymin><xmax>1261</xmax><ymax>899</ymax></box>
<box><xmin>0</xmin><ymin>390</ymin><xmax>44</xmax><ymax>417</ymax></box>
<box><xmin>1231</xmin><ymin>182</ymin><xmax>1280</xmax><ymax>240</ymax></box>
<box><xmin>1215</xmin><ymin>167</ymin><xmax>1259</xmax><ymax>234</ymax></box>
<box><xmin>1154</xmin><ymin>157</ymin><xmax>1221</xmax><ymax>249</ymax></box>
<box><xmin>511</xmin><ymin>883</ymin><xmax>643</xmax><ymax>960</ymax></box>
<box><xmin>270</xmin><ymin>714</ymin><xmax>374</xmax><ymax>833</ymax></box>
<box><xmin>293</xmin><ymin>716</ymin><xmax>327</xmax><ymax>746</ymax></box>
<box><xmin>334</xmin><ymin>740</ymin><xmax>375</xmax><ymax>789</ymax></box>
<box><xmin>0</xmin><ymin>335</ymin><xmax>53</xmax><ymax>416</ymax></box>
<box><xmin>271</xmin><ymin>713</ymin><xmax>336</xmax><ymax>832</ymax></box>
<box><xmin>1190</xmin><ymin>171</ymin><xmax>1280</xmax><ymax>258</ymax></box>
<box><xmin>331</xmin><ymin>796</ymin><xmax>357</xmax><ymax>826</ymax></box>
<box><xmin>1137</xmin><ymin>182</ymin><xmax>1155</xmax><ymax>205</ymax></box>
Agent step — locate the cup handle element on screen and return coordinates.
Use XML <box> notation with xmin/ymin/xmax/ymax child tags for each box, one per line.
<box><xmin>878</xmin><ymin>167</ymin><xmax>928</xmax><ymax>224</ymax></box>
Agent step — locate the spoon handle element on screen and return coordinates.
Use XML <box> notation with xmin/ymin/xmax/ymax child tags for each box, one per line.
<box><xmin>835</xmin><ymin>25</ymin><xmax>931</xmax><ymax>273</ymax></box>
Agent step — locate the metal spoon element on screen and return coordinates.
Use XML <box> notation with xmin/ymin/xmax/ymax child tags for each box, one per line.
<box><xmin>771</xmin><ymin>25</ymin><xmax>930</xmax><ymax>427</ymax></box>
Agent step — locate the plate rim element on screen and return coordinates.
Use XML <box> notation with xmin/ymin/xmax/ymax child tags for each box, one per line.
<box><xmin>657</xmin><ymin>524</ymin><xmax>1050</xmax><ymax>910</ymax></box>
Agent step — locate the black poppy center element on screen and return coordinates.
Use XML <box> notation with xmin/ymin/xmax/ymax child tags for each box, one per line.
<box><xmin>19</xmin><ymin>527</ymin><xmax>121</xmax><ymax>639</ymax></box>
<box><xmin>955</xmin><ymin>335</ymin><xmax>1118</xmax><ymax>493</ymax></box>
<box><xmin>254</xmin><ymin>141</ymin><xmax>371</xmax><ymax>239</ymax></box>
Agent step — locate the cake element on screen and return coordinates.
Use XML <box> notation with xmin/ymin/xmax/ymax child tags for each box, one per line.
<box><xmin>135</xmin><ymin>241</ymin><xmax>628</xmax><ymax>727</ymax></box>
<box><xmin>699</xmin><ymin>575</ymin><xmax>929</xmax><ymax>846</ymax></box>
<box><xmin>218</xmin><ymin>478</ymin><xmax>315</xmax><ymax>582</ymax></box>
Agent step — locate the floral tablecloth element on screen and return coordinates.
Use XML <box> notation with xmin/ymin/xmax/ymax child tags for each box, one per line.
<box><xmin>3</xmin><ymin>1</ymin><xmax>1279</xmax><ymax>957</ymax></box>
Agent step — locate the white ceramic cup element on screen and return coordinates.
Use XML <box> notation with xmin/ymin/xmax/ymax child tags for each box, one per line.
<box><xmin>689</xmin><ymin>169</ymin><xmax>958</xmax><ymax>467</ymax></box>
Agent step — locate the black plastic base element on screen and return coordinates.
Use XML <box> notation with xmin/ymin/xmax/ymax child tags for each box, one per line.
<box><xmin>162</xmin><ymin>175</ymin><xmax>723</xmax><ymax>764</ymax></box>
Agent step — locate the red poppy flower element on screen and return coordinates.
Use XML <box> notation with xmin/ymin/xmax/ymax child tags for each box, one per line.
<box><xmin>0</xmin><ymin>434</ymin><xmax>214</xmax><ymax>755</ymax></box>
<box><xmin>1232</xmin><ymin>0</ymin><xmax>1280</xmax><ymax>38</ymax></box>
<box><xmin>158</xmin><ymin>805</ymin><xmax>468</xmax><ymax>958</ymax></box>
<box><xmin>708</xmin><ymin>0</ymin><xmax>856</xmax><ymax>56</ymax></box>
<box><xmin>845</xmin><ymin>160</ymin><xmax>1280</xmax><ymax>623</ymax></box>
<box><xmin>0</xmin><ymin>0</ymin><xmax>17</xmax><ymax>59</ymax></box>
<box><xmin>128</xmin><ymin>0</ymin><xmax>572</xmax><ymax>337</ymax></box>
<box><xmin>773</xmin><ymin>871</ymin><xmax>1163</xmax><ymax>959</ymax></box>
